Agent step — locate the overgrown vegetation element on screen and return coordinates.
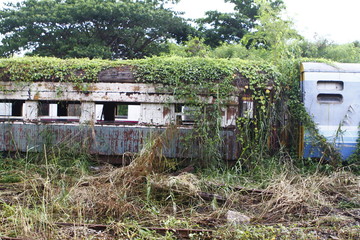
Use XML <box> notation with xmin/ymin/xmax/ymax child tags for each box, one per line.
<box><xmin>0</xmin><ymin>133</ymin><xmax>359</xmax><ymax>239</ymax></box>
<box><xmin>1</xmin><ymin>0</ymin><xmax>360</xmax><ymax>239</ymax></box>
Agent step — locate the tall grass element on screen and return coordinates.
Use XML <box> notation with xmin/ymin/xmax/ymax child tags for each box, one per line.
<box><xmin>0</xmin><ymin>134</ymin><xmax>359</xmax><ymax>239</ymax></box>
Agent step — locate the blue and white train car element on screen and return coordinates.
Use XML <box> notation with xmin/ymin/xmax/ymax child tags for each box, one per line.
<box><xmin>300</xmin><ymin>62</ymin><xmax>360</xmax><ymax>160</ymax></box>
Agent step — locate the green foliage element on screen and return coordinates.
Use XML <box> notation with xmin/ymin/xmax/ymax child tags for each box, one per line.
<box><xmin>208</xmin><ymin>43</ymin><xmax>268</xmax><ymax>60</ymax></box>
<box><xmin>0</xmin><ymin>55</ymin><xmax>346</xmax><ymax>167</ymax></box>
<box><xmin>134</xmin><ymin>56</ymin><xmax>279</xmax><ymax>166</ymax></box>
<box><xmin>242</xmin><ymin>0</ymin><xmax>302</xmax><ymax>61</ymax></box>
<box><xmin>299</xmin><ymin>39</ymin><xmax>360</xmax><ymax>63</ymax></box>
<box><xmin>0</xmin><ymin>157</ymin><xmax>23</xmax><ymax>183</ymax></box>
<box><xmin>0</xmin><ymin>57</ymin><xmax>122</xmax><ymax>91</ymax></box>
<box><xmin>196</xmin><ymin>0</ymin><xmax>284</xmax><ymax>48</ymax></box>
<box><xmin>0</xmin><ymin>147</ymin><xmax>92</xmax><ymax>184</ymax></box>
<box><xmin>0</xmin><ymin>56</ymin><xmax>277</xmax><ymax>86</ymax></box>
<box><xmin>347</xmin><ymin>124</ymin><xmax>360</xmax><ymax>173</ymax></box>
<box><xmin>166</xmin><ymin>37</ymin><xmax>210</xmax><ymax>57</ymax></box>
<box><xmin>0</xmin><ymin>0</ymin><xmax>192</xmax><ymax>59</ymax></box>
<box><xmin>202</xmin><ymin>1</ymin><xmax>343</xmax><ymax>167</ymax></box>
<box><xmin>0</xmin><ymin>56</ymin><xmax>279</xmax><ymax>167</ymax></box>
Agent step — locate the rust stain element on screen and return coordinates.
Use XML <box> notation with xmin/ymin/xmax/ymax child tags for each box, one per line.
<box><xmin>33</xmin><ymin>92</ymin><xmax>40</xmax><ymax>100</ymax></box>
<box><xmin>44</xmin><ymin>82</ymin><xmax>56</xmax><ymax>91</ymax></box>
<box><xmin>227</xmin><ymin>106</ymin><xmax>238</xmax><ymax>121</ymax></box>
<box><xmin>163</xmin><ymin>107</ymin><xmax>171</xmax><ymax>118</ymax></box>
<box><xmin>132</xmin><ymin>86</ymin><xmax>140</xmax><ymax>91</ymax></box>
<box><xmin>87</xmin><ymin>85</ymin><xmax>98</xmax><ymax>91</ymax></box>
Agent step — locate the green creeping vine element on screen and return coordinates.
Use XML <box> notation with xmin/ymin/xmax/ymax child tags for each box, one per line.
<box><xmin>348</xmin><ymin>124</ymin><xmax>360</xmax><ymax>172</ymax></box>
<box><xmin>0</xmin><ymin>56</ymin><xmax>343</xmax><ymax>167</ymax></box>
<box><xmin>0</xmin><ymin>56</ymin><xmax>279</xmax><ymax>167</ymax></box>
<box><xmin>133</xmin><ymin>57</ymin><xmax>279</xmax><ymax>166</ymax></box>
<box><xmin>0</xmin><ymin>57</ymin><xmax>120</xmax><ymax>91</ymax></box>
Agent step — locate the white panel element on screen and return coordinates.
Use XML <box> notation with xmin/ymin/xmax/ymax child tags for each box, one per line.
<box><xmin>23</xmin><ymin>101</ymin><xmax>38</xmax><ymax>121</ymax></box>
<box><xmin>95</xmin><ymin>104</ymin><xmax>104</xmax><ymax>120</ymax></box>
<box><xmin>128</xmin><ymin>105</ymin><xmax>141</xmax><ymax>121</ymax></box>
<box><xmin>0</xmin><ymin>103</ymin><xmax>12</xmax><ymax>116</ymax></box>
<box><xmin>221</xmin><ymin>106</ymin><xmax>238</xmax><ymax>127</ymax></box>
<box><xmin>140</xmin><ymin>104</ymin><xmax>174</xmax><ymax>125</ymax></box>
<box><xmin>49</xmin><ymin>104</ymin><xmax>58</xmax><ymax>117</ymax></box>
<box><xmin>80</xmin><ymin>102</ymin><xmax>96</xmax><ymax>124</ymax></box>
<box><xmin>0</xmin><ymin>81</ymin><xmax>231</xmax><ymax>104</ymax></box>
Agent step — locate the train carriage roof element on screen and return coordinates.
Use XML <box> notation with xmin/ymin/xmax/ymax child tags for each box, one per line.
<box><xmin>301</xmin><ymin>62</ymin><xmax>360</xmax><ymax>73</ymax></box>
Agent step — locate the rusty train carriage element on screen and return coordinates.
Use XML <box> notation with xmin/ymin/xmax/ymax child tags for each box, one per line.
<box><xmin>0</xmin><ymin>66</ymin><xmax>273</xmax><ymax>161</ymax></box>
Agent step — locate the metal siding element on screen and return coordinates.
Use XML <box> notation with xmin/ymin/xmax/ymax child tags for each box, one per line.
<box><xmin>0</xmin><ymin>122</ymin><xmax>240</xmax><ymax>160</ymax></box>
<box><xmin>302</xmin><ymin>63</ymin><xmax>360</xmax><ymax>160</ymax></box>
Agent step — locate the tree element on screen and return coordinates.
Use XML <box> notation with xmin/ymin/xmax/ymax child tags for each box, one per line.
<box><xmin>196</xmin><ymin>0</ymin><xmax>284</xmax><ymax>48</ymax></box>
<box><xmin>299</xmin><ymin>39</ymin><xmax>360</xmax><ymax>63</ymax></box>
<box><xmin>242</xmin><ymin>0</ymin><xmax>301</xmax><ymax>61</ymax></box>
<box><xmin>0</xmin><ymin>0</ymin><xmax>192</xmax><ymax>59</ymax></box>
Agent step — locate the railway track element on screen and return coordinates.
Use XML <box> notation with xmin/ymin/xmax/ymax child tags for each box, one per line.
<box><xmin>1</xmin><ymin>222</ymin><xmax>214</xmax><ymax>240</ymax></box>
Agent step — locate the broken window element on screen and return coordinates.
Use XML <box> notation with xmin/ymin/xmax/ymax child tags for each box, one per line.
<box><xmin>241</xmin><ymin>100</ymin><xmax>254</xmax><ymax>118</ymax></box>
<box><xmin>0</xmin><ymin>100</ymin><xmax>24</xmax><ymax>119</ymax></box>
<box><xmin>96</xmin><ymin>103</ymin><xmax>140</xmax><ymax>123</ymax></box>
<box><xmin>175</xmin><ymin>104</ymin><xmax>196</xmax><ymax>125</ymax></box>
<box><xmin>39</xmin><ymin>101</ymin><xmax>80</xmax><ymax>121</ymax></box>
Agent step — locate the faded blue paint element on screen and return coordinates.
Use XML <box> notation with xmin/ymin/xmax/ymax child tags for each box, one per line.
<box><xmin>301</xmin><ymin>62</ymin><xmax>360</xmax><ymax>160</ymax></box>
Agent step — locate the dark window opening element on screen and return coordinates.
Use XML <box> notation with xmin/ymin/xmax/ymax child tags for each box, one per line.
<box><xmin>175</xmin><ymin>104</ymin><xmax>196</xmax><ymax>125</ymax></box>
<box><xmin>97</xmin><ymin>102</ymin><xmax>140</xmax><ymax>123</ymax></box>
<box><xmin>317</xmin><ymin>94</ymin><xmax>343</xmax><ymax>104</ymax></box>
<box><xmin>102</xmin><ymin>102</ymin><xmax>116</xmax><ymax>121</ymax></box>
<box><xmin>39</xmin><ymin>102</ymin><xmax>50</xmax><ymax>116</ymax></box>
<box><xmin>0</xmin><ymin>100</ymin><xmax>24</xmax><ymax>119</ymax></box>
<box><xmin>12</xmin><ymin>101</ymin><xmax>24</xmax><ymax>116</ymax></box>
<box><xmin>39</xmin><ymin>101</ymin><xmax>80</xmax><ymax>121</ymax></box>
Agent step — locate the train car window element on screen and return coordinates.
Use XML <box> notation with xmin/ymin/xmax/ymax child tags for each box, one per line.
<box><xmin>39</xmin><ymin>101</ymin><xmax>80</xmax><ymax>121</ymax></box>
<box><xmin>0</xmin><ymin>101</ymin><xmax>24</xmax><ymax>119</ymax></box>
<box><xmin>174</xmin><ymin>104</ymin><xmax>196</xmax><ymax>125</ymax></box>
<box><xmin>96</xmin><ymin>103</ymin><xmax>140</xmax><ymax>123</ymax></box>
<box><xmin>241</xmin><ymin>101</ymin><xmax>254</xmax><ymax>118</ymax></box>
<box><xmin>317</xmin><ymin>94</ymin><xmax>343</xmax><ymax>104</ymax></box>
<box><xmin>317</xmin><ymin>81</ymin><xmax>344</xmax><ymax>91</ymax></box>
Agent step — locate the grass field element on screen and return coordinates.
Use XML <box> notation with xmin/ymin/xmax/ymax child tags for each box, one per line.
<box><xmin>0</xmin><ymin>138</ymin><xmax>359</xmax><ymax>239</ymax></box>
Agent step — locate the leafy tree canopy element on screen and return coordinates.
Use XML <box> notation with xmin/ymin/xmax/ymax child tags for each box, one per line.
<box><xmin>0</xmin><ymin>0</ymin><xmax>193</xmax><ymax>59</ymax></box>
<box><xmin>196</xmin><ymin>0</ymin><xmax>284</xmax><ymax>48</ymax></box>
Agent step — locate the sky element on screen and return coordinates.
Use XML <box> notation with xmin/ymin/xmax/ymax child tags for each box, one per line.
<box><xmin>170</xmin><ymin>0</ymin><xmax>360</xmax><ymax>44</ymax></box>
<box><xmin>1</xmin><ymin>0</ymin><xmax>360</xmax><ymax>44</ymax></box>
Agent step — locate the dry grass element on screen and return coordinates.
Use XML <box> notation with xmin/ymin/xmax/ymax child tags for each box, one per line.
<box><xmin>66</xmin><ymin>131</ymin><xmax>174</xmax><ymax>221</ymax></box>
<box><xmin>0</xmin><ymin>133</ymin><xmax>359</xmax><ymax>239</ymax></box>
<box><xmin>218</xmin><ymin>170</ymin><xmax>360</xmax><ymax>224</ymax></box>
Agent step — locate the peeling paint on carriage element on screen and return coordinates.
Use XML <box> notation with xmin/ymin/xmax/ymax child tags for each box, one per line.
<box><xmin>0</xmin><ymin>65</ymin><xmax>274</xmax><ymax>161</ymax></box>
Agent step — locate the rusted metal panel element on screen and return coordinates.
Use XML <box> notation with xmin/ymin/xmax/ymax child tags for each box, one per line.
<box><xmin>139</xmin><ymin>104</ymin><xmax>175</xmax><ymax>125</ymax></box>
<box><xmin>0</xmin><ymin>122</ymin><xmax>239</xmax><ymax>160</ymax></box>
<box><xmin>98</xmin><ymin>67</ymin><xmax>135</xmax><ymax>82</ymax></box>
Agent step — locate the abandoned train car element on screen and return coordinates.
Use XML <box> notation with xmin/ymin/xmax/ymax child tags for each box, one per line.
<box><xmin>0</xmin><ymin>57</ymin><xmax>276</xmax><ymax>161</ymax></box>
<box><xmin>300</xmin><ymin>62</ymin><xmax>360</xmax><ymax>160</ymax></box>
